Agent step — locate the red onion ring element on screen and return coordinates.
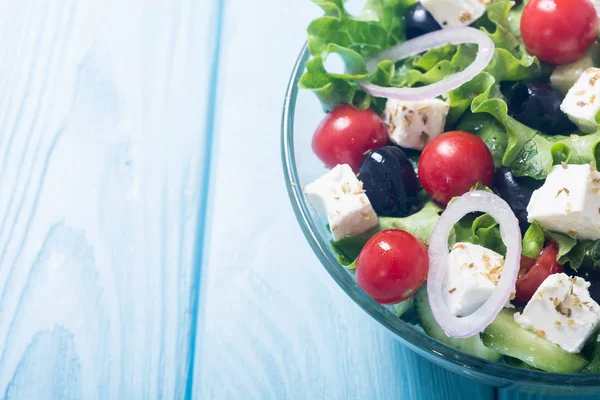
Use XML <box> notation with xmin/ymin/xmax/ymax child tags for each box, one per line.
<box><xmin>359</xmin><ymin>27</ymin><xmax>495</xmax><ymax>101</ymax></box>
<box><xmin>427</xmin><ymin>191</ymin><xmax>521</xmax><ymax>338</ymax></box>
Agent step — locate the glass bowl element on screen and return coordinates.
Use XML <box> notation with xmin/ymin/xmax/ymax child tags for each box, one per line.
<box><xmin>281</xmin><ymin>43</ymin><xmax>600</xmax><ymax>396</ymax></box>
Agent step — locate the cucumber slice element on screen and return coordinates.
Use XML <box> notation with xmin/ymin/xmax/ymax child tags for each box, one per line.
<box><xmin>504</xmin><ymin>356</ymin><xmax>540</xmax><ymax>371</ymax></box>
<box><xmin>392</xmin><ymin>297</ymin><xmax>414</xmax><ymax>318</ymax></box>
<box><xmin>550</xmin><ymin>43</ymin><xmax>600</xmax><ymax>94</ymax></box>
<box><xmin>415</xmin><ymin>287</ymin><xmax>502</xmax><ymax>361</ymax></box>
<box><xmin>581</xmin><ymin>342</ymin><xmax>600</xmax><ymax>374</ymax></box>
<box><xmin>482</xmin><ymin>309</ymin><xmax>588</xmax><ymax>373</ymax></box>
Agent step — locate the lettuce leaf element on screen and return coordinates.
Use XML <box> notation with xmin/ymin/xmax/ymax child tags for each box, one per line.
<box><xmin>469</xmin><ymin>87</ymin><xmax>600</xmax><ymax>180</ymax></box>
<box><xmin>299</xmin><ymin>0</ymin><xmax>416</xmax><ymax>109</ymax></box>
<box><xmin>451</xmin><ymin>213</ymin><xmax>506</xmax><ymax>256</ymax></box>
<box><xmin>299</xmin><ymin>0</ymin><xmax>544</xmax><ymax>112</ymax></box>
<box><xmin>332</xmin><ymin>201</ymin><xmax>442</xmax><ymax>267</ymax></box>
<box><xmin>456</xmin><ymin>112</ymin><xmax>508</xmax><ymax>167</ymax></box>
<box><xmin>546</xmin><ymin>231</ymin><xmax>578</xmax><ymax>263</ymax></box>
<box><xmin>554</xmin><ymin>239</ymin><xmax>600</xmax><ymax>272</ymax></box>
<box><xmin>444</xmin><ymin>2</ymin><xmax>600</xmax><ymax>180</ymax></box>
<box><xmin>522</xmin><ymin>221</ymin><xmax>588</xmax><ymax>271</ymax></box>
<box><xmin>389</xmin><ymin>1</ymin><xmax>546</xmax><ymax>124</ymax></box>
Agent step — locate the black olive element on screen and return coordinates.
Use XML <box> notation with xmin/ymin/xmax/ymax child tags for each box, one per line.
<box><xmin>587</xmin><ymin>277</ymin><xmax>600</xmax><ymax>304</ymax></box>
<box><xmin>494</xmin><ymin>167</ymin><xmax>541</xmax><ymax>231</ymax></box>
<box><xmin>404</xmin><ymin>3</ymin><xmax>442</xmax><ymax>40</ymax></box>
<box><xmin>507</xmin><ymin>82</ymin><xmax>577</xmax><ymax>135</ymax></box>
<box><xmin>359</xmin><ymin>146</ymin><xmax>419</xmax><ymax>217</ymax></box>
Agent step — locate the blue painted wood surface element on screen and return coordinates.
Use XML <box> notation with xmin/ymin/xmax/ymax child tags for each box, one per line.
<box><xmin>0</xmin><ymin>0</ymin><xmax>593</xmax><ymax>398</ymax></box>
<box><xmin>0</xmin><ymin>0</ymin><xmax>213</xmax><ymax>398</ymax></box>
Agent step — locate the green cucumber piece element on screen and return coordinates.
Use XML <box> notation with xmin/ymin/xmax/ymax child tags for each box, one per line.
<box><xmin>550</xmin><ymin>43</ymin><xmax>600</xmax><ymax>94</ymax></box>
<box><xmin>504</xmin><ymin>356</ymin><xmax>541</xmax><ymax>371</ymax></box>
<box><xmin>581</xmin><ymin>342</ymin><xmax>600</xmax><ymax>374</ymax></box>
<box><xmin>482</xmin><ymin>310</ymin><xmax>588</xmax><ymax>373</ymax></box>
<box><xmin>392</xmin><ymin>297</ymin><xmax>414</xmax><ymax>318</ymax></box>
<box><xmin>415</xmin><ymin>287</ymin><xmax>502</xmax><ymax>361</ymax></box>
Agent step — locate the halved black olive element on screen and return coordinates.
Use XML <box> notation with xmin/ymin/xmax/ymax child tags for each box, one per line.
<box><xmin>507</xmin><ymin>82</ymin><xmax>577</xmax><ymax>135</ymax></box>
<box><xmin>404</xmin><ymin>3</ymin><xmax>442</xmax><ymax>40</ymax></box>
<box><xmin>359</xmin><ymin>146</ymin><xmax>419</xmax><ymax>217</ymax></box>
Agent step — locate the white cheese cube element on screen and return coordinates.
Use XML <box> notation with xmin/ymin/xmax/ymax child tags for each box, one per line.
<box><xmin>527</xmin><ymin>163</ymin><xmax>600</xmax><ymax>240</ymax></box>
<box><xmin>560</xmin><ymin>67</ymin><xmax>600</xmax><ymax>133</ymax></box>
<box><xmin>383</xmin><ymin>99</ymin><xmax>450</xmax><ymax>150</ymax></box>
<box><xmin>304</xmin><ymin>164</ymin><xmax>378</xmax><ymax>240</ymax></box>
<box><xmin>514</xmin><ymin>273</ymin><xmax>600</xmax><ymax>353</ymax></box>
<box><xmin>421</xmin><ymin>0</ymin><xmax>487</xmax><ymax>28</ymax></box>
<box><xmin>443</xmin><ymin>242</ymin><xmax>509</xmax><ymax>317</ymax></box>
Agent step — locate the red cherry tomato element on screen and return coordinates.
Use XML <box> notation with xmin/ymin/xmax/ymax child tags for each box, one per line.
<box><xmin>312</xmin><ymin>105</ymin><xmax>388</xmax><ymax>172</ymax></box>
<box><xmin>417</xmin><ymin>131</ymin><xmax>494</xmax><ymax>205</ymax></box>
<box><xmin>515</xmin><ymin>241</ymin><xmax>564</xmax><ymax>302</ymax></box>
<box><xmin>356</xmin><ymin>230</ymin><xmax>428</xmax><ymax>304</ymax></box>
<box><xmin>521</xmin><ymin>0</ymin><xmax>599</xmax><ymax>64</ymax></box>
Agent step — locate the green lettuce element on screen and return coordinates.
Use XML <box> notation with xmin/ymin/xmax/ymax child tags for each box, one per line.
<box><xmin>457</xmin><ymin>105</ymin><xmax>600</xmax><ymax>180</ymax></box>
<box><xmin>299</xmin><ymin>0</ymin><xmax>543</xmax><ymax>113</ymax></box>
<box><xmin>469</xmin><ymin>90</ymin><xmax>600</xmax><ymax>180</ymax></box>
<box><xmin>520</xmin><ymin>230</ymin><xmax>600</xmax><ymax>272</ymax></box>
<box><xmin>303</xmin><ymin>0</ymin><xmax>600</xmax><ymax>180</ymax></box>
<box><xmin>299</xmin><ymin>0</ymin><xmax>416</xmax><ymax>109</ymax></box>
<box><xmin>519</xmin><ymin>222</ymin><xmax>577</xmax><ymax>259</ymax></box>
<box><xmin>456</xmin><ymin>112</ymin><xmax>508</xmax><ymax>167</ymax></box>
<box><xmin>383</xmin><ymin>1</ymin><xmax>546</xmax><ymax>124</ymax></box>
<box><xmin>451</xmin><ymin>213</ymin><xmax>506</xmax><ymax>256</ymax></box>
<box><xmin>451</xmin><ymin>5</ymin><xmax>600</xmax><ymax>180</ymax></box>
<box><xmin>445</xmin><ymin>184</ymin><xmax>507</xmax><ymax>255</ymax></box>
<box><xmin>555</xmin><ymin>239</ymin><xmax>600</xmax><ymax>272</ymax></box>
<box><xmin>332</xmin><ymin>201</ymin><xmax>442</xmax><ymax>267</ymax></box>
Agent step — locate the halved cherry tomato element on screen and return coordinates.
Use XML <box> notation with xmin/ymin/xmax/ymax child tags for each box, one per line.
<box><xmin>312</xmin><ymin>105</ymin><xmax>389</xmax><ymax>172</ymax></box>
<box><xmin>521</xmin><ymin>0</ymin><xmax>598</xmax><ymax>64</ymax></box>
<box><xmin>356</xmin><ymin>229</ymin><xmax>428</xmax><ymax>304</ymax></box>
<box><xmin>418</xmin><ymin>131</ymin><xmax>495</xmax><ymax>205</ymax></box>
<box><xmin>515</xmin><ymin>241</ymin><xmax>564</xmax><ymax>302</ymax></box>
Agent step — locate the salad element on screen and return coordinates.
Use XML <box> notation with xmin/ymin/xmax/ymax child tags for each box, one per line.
<box><xmin>299</xmin><ymin>0</ymin><xmax>600</xmax><ymax>373</ymax></box>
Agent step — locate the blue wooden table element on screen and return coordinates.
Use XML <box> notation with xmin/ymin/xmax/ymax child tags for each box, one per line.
<box><xmin>0</xmin><ymin>0</ymin><xmax>594</xmax><ymax>398</ymax></box>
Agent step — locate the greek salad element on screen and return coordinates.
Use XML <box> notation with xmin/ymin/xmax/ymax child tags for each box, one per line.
<box><xmin>299</xmin><ymin>0</ymin><xmax>600</xmax><ymax>373</ymax></box>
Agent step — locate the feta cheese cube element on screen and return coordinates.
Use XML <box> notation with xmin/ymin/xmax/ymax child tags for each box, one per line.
<box><xmin>304</xmin><ymin>164</ymin><xmax>378</xmax><ymax>240</ymax></box>
<box><xmin>514</xmin><ymin>273</ymin><xmax>600</xmax><ymax>353</ymax></box>
<box><xmin>443</xmin><ymin>242</ymin><xmax>509</xmax><ymax>317</ymax></box>
<box><xmin>421</xmin><ymin>0</ymin><xmax>487</xmax><ymax>28</ymax></box>
<box><xmin>383</xmin><ymin>99</ymin><xmax>450</xmax><ymax>150</ymax></box>
<box><xmin>527</xmin><ymin>163</ymin><xmax>600</xmax><ymax>240</ymax></box>
<box><xmin>560</xmin><ymin>67</ymin><xmax>600</xmax><ymax>133</ymax></box>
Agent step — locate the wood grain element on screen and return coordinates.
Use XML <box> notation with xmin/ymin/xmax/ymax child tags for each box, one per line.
<box><xmin>193</xmin><ymin>1</ymin><xmax>494</xmax><ymax>399</ymax></box>
<box><xmin>0</xmin><ymin>0</ymin><xmax>213</xmax><ymax>397</ymax></box>
<box><xmin>0</xmin><ymin>0</ymin><xmax>595</xmax><ymax>398</ymax></box>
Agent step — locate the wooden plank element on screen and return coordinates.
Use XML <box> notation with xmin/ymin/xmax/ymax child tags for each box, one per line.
<box><xmin>0</xmin><ymin>0</ymin><xmax>214</xmax><ymax>397</ymax></box>
<box><xmin>192</xmin><ymin>1</ymin><xmax>494</xmax><ymax>398</ymax></box>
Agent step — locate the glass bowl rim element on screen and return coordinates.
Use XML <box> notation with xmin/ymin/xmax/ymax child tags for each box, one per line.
<box><xmin>280</xmin><ymin>42</ymin><xmax>600</xmax><ymax>385</ymax></box>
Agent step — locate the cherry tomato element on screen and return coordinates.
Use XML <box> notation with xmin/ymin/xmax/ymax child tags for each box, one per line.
<box><xmin>515</xmin><ymin>241</ymin><xmax>564</xmax><ymax>302</ymax></box>
<box><xmin>417</xmin><ymin>131</ymin><xmax>495</xmax><ymax>205</ymax></box>
<box><xmin>521</xmin><ymin>0</ymin><xmax>598</xmax><ymax>64</ymax></box>
<box><xmin>356</xmin><ymin>230</ymin><xmax>428</xmax><ymax>304</ymax></box>
<box><xmin>312</xmin><ymin>105</ymin><xmax>388</xmax><ymax>172</ymax></box>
